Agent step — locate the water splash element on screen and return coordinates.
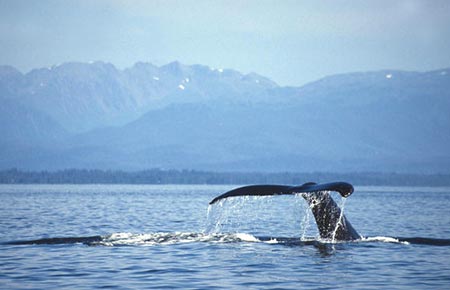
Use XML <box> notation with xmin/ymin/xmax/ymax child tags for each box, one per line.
<box><xmin>93</xmin><ymin>232</ymin><xmax>263</xmax><ymax>246</ymax></box>
<box><xmin>359</xmin><ymin>236</ymin><xmax>409</xmax><ymax>245</ymax></box>
<box><xmin>291</xmin><ymin>193</ymin><xmax>312</xmax><ymax>240</ymax></box>
<box><xmin>331</xmin><ymin>195</ymin><xmax>347</xmax><ymax>243</ymax></box>
<box><xmin>205</xmin><ymin>194</ymin><xmax>316</xmax><ymax>239</ymax></box>
<box><xmin>300</xmin><ymin>202</ymin><xmax>312</xmax><ymax>240</ymax></box>
<box><xmin>11</xmin><ymin>233</ymin><xmax>446</xmax><ymax>247</ymax></box>
<box><xmin>204</xmin><ymin>196</ymin><xmax>270</xmax><ymax>234</ymax></box>
<box><xmin>97</xmin><ymin>232</ymin><xmax>311</xmax><ymax>247</ymax></box>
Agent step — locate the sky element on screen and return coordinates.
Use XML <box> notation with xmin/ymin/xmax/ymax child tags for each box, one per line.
<box><xmin>1</xmin><ymin>0</ymin><xmax>449</xmax><ymax>86</ymax></box>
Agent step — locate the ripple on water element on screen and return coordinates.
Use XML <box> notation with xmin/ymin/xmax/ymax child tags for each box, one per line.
<box><xmin>1</xmin><ymin>185</ymin><xmax>450</xmax><ymax>289</ymax></box>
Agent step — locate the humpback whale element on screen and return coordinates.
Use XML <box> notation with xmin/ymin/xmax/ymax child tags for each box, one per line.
<box><xmin>209</xmin><ymin>182</ymin><xmax>361</xmax><ymax>241</ymax></box>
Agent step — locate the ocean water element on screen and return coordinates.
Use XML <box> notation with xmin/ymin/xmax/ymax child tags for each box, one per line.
<box><xmin>1</xmin><ymin>184</ymin><xmax>450</xmax><ymax>289</ymax></box>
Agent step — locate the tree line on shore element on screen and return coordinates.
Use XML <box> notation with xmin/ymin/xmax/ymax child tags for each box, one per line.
<box><xmin>1</xmin><ymin>168</ymin><xmax>450</xmax><ymax>186</ymax></box>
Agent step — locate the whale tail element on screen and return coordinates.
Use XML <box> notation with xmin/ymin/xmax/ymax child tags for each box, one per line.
<box><xmin>301</xmin><ymin>190</ymin><xmax>361</xmax><ymax>240</ymax></box>
<box><xmin>209</xmin><ymin>182</ymin><xmax>361</xmax><ymax>241</ymax></box>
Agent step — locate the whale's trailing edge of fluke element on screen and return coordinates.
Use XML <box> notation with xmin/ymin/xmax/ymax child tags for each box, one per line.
<box><xmin>209</xmin><ymin>182</ymin><xmax>354</xmax><ymax>205</ymax></box>
<box><xmin>209</xmin><ymin>181</ymin><xmax>360</xmax><ymax>241</ymax></box>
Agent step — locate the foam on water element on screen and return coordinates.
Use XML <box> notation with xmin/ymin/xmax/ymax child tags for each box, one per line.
<box><xmin>9</xmin><ymin>233</ymin><xmax>443</xmax><ymax>247</ymax></box>
<box><xmin>92</xmin><ymin>232</ymin><xmax>262</xmax><ymax>246</ymax></box>
<box><xmin>360</xmin><ymin>236</ymin><xmax>410</xmax><ymax>245</ymax></box>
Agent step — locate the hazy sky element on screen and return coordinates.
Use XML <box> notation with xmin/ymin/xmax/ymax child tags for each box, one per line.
<box><xmin>1</xmin><ymin>0</ymin><xmax>449</xmax><ymax>85</ymax></box>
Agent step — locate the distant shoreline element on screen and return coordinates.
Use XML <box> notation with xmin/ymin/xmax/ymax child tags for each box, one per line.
<box><xmin>1</xmin><ymin>169</ymin><xmax>450</xmax><ymax>187</ymax></box>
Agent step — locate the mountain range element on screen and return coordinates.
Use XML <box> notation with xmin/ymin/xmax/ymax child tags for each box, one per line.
<box><xmin>1</xmin><ymin>61</ymin><xmax>449</xmax><ymax>173</ymax></box>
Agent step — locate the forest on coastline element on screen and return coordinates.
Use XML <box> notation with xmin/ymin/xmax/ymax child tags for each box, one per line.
<box><xmin>1</xmin><ymin>168</ymin><xmax>450</xmax><ymax>186</ymax></box>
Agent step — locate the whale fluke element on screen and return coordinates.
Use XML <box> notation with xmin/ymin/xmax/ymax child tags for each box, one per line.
<box><xmin>209</xmin><ymin>181</ymin><xmax>360</xmax><ymax>241</ymax></box>
<box><xmin>209</xmin><ymin>185</ymin><xmax>292</xmax><ymax>205</ymax></box>
<box><xmin>209</xmin><ymin>182</ymin><xmax>354</xmax><ymax>205</ymax></box>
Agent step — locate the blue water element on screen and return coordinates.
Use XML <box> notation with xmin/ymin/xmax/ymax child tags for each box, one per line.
<box><xmin>1</xmin><ymin>184</ymin><xmax>450</xmax><ymax>289</ymax></box>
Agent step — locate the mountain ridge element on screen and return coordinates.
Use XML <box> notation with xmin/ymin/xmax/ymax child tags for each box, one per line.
<box><xmin>1</xmin><ymin>62</ymin><xmax>449</xmax><ymax>173</ymax></box>
<box><xmin>1</xmin><ymin>61</ymin><xmax>283</xmax><ymax>133</ymax></box>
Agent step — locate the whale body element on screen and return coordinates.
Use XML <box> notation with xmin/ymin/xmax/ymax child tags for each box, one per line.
<box><xmin>209</xmin><ymin>182</ymin><xmax>361</xmax><ymax>241</ymax></box>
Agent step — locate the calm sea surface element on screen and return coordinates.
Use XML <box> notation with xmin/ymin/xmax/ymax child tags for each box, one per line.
<box><xmin>1</xmin><ymin>184</ymin><xmax>450</xmax><ymax>289</ymax></box>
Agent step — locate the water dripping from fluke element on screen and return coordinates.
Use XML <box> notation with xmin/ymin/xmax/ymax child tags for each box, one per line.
<box><xmin>207</xmin><ymin>182</ymin><xmax>450</xmax><ymax>246</ymax></box>
<box><xmin>208</xmin><ymin>183</ymin><xmax>361</xmax><ymax>242</ymax></box>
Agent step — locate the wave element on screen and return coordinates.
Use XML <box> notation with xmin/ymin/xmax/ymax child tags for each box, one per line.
<box><xmin>5</xmin><ymin>233</ymin><xmax>450</xmax><ymax>247</ymax></box>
